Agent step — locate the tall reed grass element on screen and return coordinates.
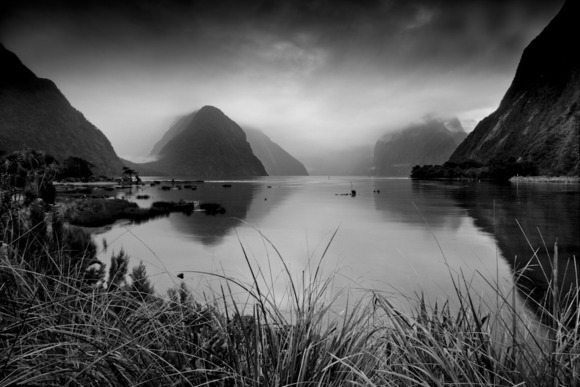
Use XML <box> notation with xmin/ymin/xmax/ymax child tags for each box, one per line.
<box><xmin>1</xmin><ymin>201</ymin><xmax>579</xmax><ymax>386</ymax></box>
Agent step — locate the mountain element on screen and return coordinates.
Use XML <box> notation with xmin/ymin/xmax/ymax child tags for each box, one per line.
<box><xmin>373</xmin><ymin>117</ymin><xmax>467</xmax><ymax>177</ymax></box>
<box><xmin>243</xmin><ymin>128</ymin><xmax>308</xmax><ymax>176</ymax></box>
<box><xmin>150</xmin><ymin>113</ymin><xmax>197</xmax><ymax>156</ymax></box>
<box><xmin>449</xmin><ymin>0</ymin><xmax>579</xmax><ymax>176</ymax></box>
<box><xmin>148</xmin><ymin>106</ymin><xmax>267</xmax><ymax>177</ymax></box>
<box><xmin>0</xmin><ymin>43</ymin><xmax>123</xmax><ymax>176</ymax></box>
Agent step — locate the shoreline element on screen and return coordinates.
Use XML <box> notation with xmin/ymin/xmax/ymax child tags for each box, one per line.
<box><xmin>75</xmin><ymin>219</ymin><xmax>134</xmax><ymax>235</ymax></box>
<box><xmin>510</xmin><ymin>176</ymin><xmax>580</xmax><ymax>183</ymax></box>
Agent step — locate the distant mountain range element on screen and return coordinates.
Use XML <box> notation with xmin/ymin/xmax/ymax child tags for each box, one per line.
<box><xmin>0</xmin><ymin>43</ymin><xmax>123</xmax><ymax>176</ymax></box>
<box><xmin>243</xmin><ymin>128</ymin><xmax>308</xmax><ymax>176</ymax></box>
<box><xmin>373</xmin><ymin>117</ymin><xmax>467</xmax><ymax>176</ymax></box>
<box><xmin>450</xmin><ymin>0</ymin><xmax>579</xmax><ymax>176</ymax></box>
<box><xmin>298</xmin><ymin>145</ymin><xmax>373</xmax><ymax>176</ymax></box>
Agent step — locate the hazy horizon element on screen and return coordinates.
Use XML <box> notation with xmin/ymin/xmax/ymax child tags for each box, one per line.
<box><xmin>0</xmin><ymin>0</ymin><xmax>564</xmax><ymax>162</ymax></box>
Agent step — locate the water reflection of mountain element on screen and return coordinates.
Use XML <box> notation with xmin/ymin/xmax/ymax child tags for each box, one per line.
<box><xmin>444</xmin><ymin>181</ymin><xmax>579</xmax><ymax>307</ymax></box>
<box><xmin>169</xmin><ymin>182</ymin><xmax>290</xmax><ymax>246</ymax></box>
<box><xmin>373</xmin><ymin>180</ymin><xmax>464</xmax><ymax>231</ymax></box>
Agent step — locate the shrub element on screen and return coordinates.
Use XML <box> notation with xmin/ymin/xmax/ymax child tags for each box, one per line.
<box><xmin>57</xmin><ymin>156</ymin><xmax>95</xmax><ymax>180</ymax></box>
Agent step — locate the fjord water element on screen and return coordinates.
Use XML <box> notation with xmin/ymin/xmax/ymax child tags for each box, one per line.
<box><xmin>95</xmin><ymin>177</ymin><xmax>579</xmax><ymax>310</ymax></box>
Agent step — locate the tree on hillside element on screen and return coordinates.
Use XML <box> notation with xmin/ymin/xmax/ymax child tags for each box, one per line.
<box><xmin>122</xmin><ymin>166</ymin><xmax>139</xmax><ymax>183</ymax></box>
<box><xmin>58</xmin><ymin>156</ymin><xmax>95</xmax><ymax>180</ymax></box>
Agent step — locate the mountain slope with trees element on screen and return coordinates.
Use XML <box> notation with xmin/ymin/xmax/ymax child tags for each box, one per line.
<box><xmin>449</xmin><ymin>0</ymin><xmax>579</xmax><ymax>176</ymax></box>
<box><xmin>0</xmin><ymin>43</ymin><xmax>123</xmax><ymax>176</ymax></box>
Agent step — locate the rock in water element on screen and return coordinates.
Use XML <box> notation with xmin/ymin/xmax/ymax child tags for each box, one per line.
<box><xmin>449</xmin><ymin>0</ymin><xmax>580</xmax><ymax>176</ymax></box>
<box><xmin>0</xmin><ymin>43</ymin><xmax>123</xmax><ymax>176</ymax></box>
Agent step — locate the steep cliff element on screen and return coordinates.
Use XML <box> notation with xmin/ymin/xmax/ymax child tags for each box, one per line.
<box><xmin>243</xmin><ymin>128</ymin><xmax>308</xmax><ymax>176</ymax></box>
<box><xmin>149</xmin><ymin>106</ymin><xmax>267</xmax><ymax>177</ymax></box>
<box><xmin>374</xmin><ymin>117</ymin><xmax>467</xmax><ymax>177</ymax></box>
<box><xmin>0</xmin><ymin>43</ymin><xmax>123</xmax><ymax>176</ymax></box>
<box><xmin>450</xmin><ymin>0</ymin><xmax>579</xmax><ymax>176</ymax></box>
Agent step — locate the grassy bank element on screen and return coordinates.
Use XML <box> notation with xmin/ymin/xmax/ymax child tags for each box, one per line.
<box><xmin>1</xmin><ymin>198</ymin><xmax>579</xmax><ymax>386</ymax></box>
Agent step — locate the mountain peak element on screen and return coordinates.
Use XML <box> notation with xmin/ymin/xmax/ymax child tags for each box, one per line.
<box><xmin>148</xmin><ymin>106</ymin><xmax>267</xmax><ymax>177</ymax></box>
<box><xmin>198</xmin><ymin>105</ymin><xmax>222</xmax><ymax>115</ymax></box>
<box><xmin>443</xmin><ymin>117</ymin><xmax>465</xmax><ymax>134</ymax></box>
<box><xmin>0</xmin><ymin>43</ymin><xmax>38</xmax><ymax>86</ymax></box>
<box><xmin>501</xmin><ymin>0</ymin><xmax>578</xmax><ymax>107</ymax></box>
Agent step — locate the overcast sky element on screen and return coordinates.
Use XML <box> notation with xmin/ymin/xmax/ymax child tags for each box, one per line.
<box><xmin>0</xmin><ymin>0</ymin><xmax>564</xmax><ymax>161</ymax></box>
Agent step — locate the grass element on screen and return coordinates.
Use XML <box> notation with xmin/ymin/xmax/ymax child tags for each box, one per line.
<box><xmin>1</xmin><ymin>199</ymin><xmax>579</xmax><ymax>386</ymax></box>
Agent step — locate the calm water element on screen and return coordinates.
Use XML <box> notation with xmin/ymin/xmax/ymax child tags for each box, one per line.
<box><xmin>95</xmin><ymin>177</ymin><xmax>579</xmax><ymax>311</ymax></box>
